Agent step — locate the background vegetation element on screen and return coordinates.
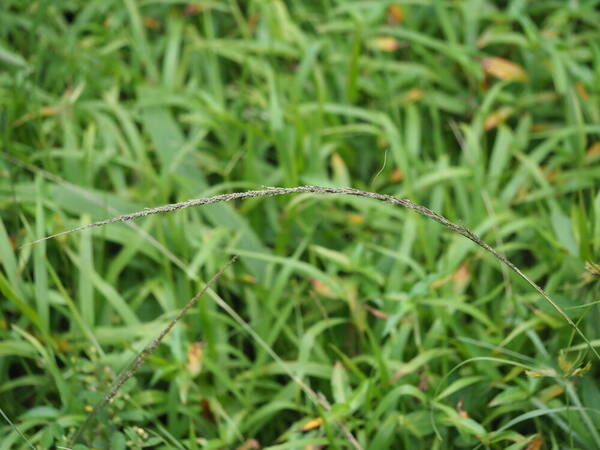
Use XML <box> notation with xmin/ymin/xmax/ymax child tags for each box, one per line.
<box><xmin>1</xmin><ymin>0</ymin><xmax>600</xmax><ymax>448</ymax></box>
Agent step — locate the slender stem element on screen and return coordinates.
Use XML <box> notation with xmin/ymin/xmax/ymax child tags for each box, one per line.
<box><xmin>23</xmin><ymin>185</ymin><xmax>600</xmax><ymax>361</ymax></box>
<box><xmin>71</xmin><ymin>256</ymin><xmax>238</xmax><ymax>444</ymax></box>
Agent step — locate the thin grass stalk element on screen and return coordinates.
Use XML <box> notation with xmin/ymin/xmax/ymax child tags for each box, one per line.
<box><xmin>22</xmin><ymin>185</ymin><xmax>600</xmax><ymax>361</ymax></box>
<box><xmin>70</xmin><ymin>256</ymin><xmax>237</xmax><ymax>444</ymax></box>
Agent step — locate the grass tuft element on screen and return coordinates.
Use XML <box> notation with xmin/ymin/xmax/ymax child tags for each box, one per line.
<box><xmin>2</xmin><ymin>0</ymin><xmax>600</xmax><ymax>448</ymax></box>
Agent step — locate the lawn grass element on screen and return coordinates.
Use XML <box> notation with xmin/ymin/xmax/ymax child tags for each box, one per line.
<box><xmin>1</xmin><ymin>1</ymin><xmax>600</xmax><ymax>449</ymax></box>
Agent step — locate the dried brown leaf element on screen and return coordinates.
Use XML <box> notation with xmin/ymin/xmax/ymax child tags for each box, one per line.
<box><xmin>482</xmin><ymin>57</ymin><xmax>527</xmax><ymax>81</ymax></box>
<box><xmin>484</xmin><ymin>107</ymin><xmax>513</xmax><ymax>131</ymax></box>
<box><xmin>526</xmin><ymin>434</ymin><xmax>543</xmax><ymax>450</ymax></box>
<box><xmin>369</xmin><ymin>37</ymin><xmax>401</xmax><ymax>52</ymax></box>
<box><xmin>387</xmin><ymin>4</ymin><xmax>404</xmax><ymax>25</ymax></box>
<box><xmin>300</xmin><ymin>417</ymin><xmax>324</xmax><ymax>432</ymax></box>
